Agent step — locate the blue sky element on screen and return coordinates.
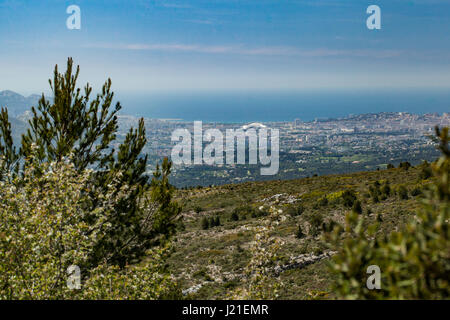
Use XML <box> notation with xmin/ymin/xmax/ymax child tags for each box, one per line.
<box><xmin>1</xmin><ymin>0</ymin><xmax>450</xmax><ymax>95</ymax></box>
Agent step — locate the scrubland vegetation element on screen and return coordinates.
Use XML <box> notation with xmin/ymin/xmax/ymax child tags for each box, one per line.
<box><xmin>0</xmin><ymin>59</ymin><xmax>448</xmax><ymax>299</ymax></box>
<box><xmin>173</xmin><ymin>142</ymin><xmax>448</xmax><ymax>299</ymax></box>
<box><xmin>0</xmin><ymin>59</ymin><xmax>181</xmax><ymax>299</ymax></box>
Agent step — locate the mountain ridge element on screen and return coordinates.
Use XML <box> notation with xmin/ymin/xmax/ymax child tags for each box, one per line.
<box><xmin>0</xmin><ymin>90</ymin><xmax>42</xmax><ymax>116</ymax></box>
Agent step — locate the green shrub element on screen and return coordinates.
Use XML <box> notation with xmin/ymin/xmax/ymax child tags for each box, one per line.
<box><xmin>318</xmin><ymin>197</ymin><xmax>328</xmax><ymax>207</ymax></box>
<box><xmin>399</xmin><ymin>161</ymin><xmax>412</xmax><ymax>170</ymax></box>
<box><xmin>295</xmin><ymin>225</ymin><xmax>305</xmax><ymax>239</ymax></box>
<box><xmin>419</xmin><ymin>161</ymin><xmax>433</xmax><ymax>180</ymax></box>
<box><xmin>194</xmin><ymin>206</ymin><xmax>203</xmax><ymax>213</ymax></box>
<box><xmin>232</xmin><ymin>205</ymin><xmax>255</xmax><ymax>218</ymax></box>
<box><xmin>207</xmin><ymin>216</ymin><xmax>221</xmax><ymax>228</ymax></box>
<box><xmin>307</xmin><ymin>213</ymin><xmax>324</xmax><ymax>236</ymax></box>
<box><xmin>286</xmin><ymin>204</ymin><xmax>304</xmax><ymax>217</ymax></box>
<box><xmin>0</xmin><ymin>159</ymin><xmax>180</xmax><ymax>299</ymax></box>
<box><xmin>381</xmin><ymin>183</ymin><xmax>391</xmax><ymax>197</ymax></box>
<box><xmin>372</xmin><ymin>194</ymin><xmax>379</xmax><ymax>203</ymax></box>
<box><xmin>352</xmin><ymin>200</ymin><xmax>362</xmax><ymax>214</ymax></box>
<box><xmin>321</xmin><ymin>219</ymin><xmax>338</xmax><ymax>233</ymax></box>
<box><xmin>252</xmin><ymin>207</ymin><xmax>269</xmax><ymax>218</ymax></box>
<box><xmin>398</xmin><ymin>185</ymin><xmax>409</xmax><ymax>200</ymax></box>
<box><xmin>230</xmin><ymin>212</ymin><xmax>239</xmax><ymax>221</ymax></box>
<box><xmin>230</xmin><ymin>207</ymin><xmax>284</xmax><ymax>299</ymax></box>
<box><xmin>411</xmin><ymin>187</ymin><xmax>422</xmax><ymax>197</ymax></box>
<box><xmin>369</xmin><ymin>181</ymin><xmax>387</xmax><ymax>203</ymax></box>
<box><xmin>201</xmin><ymin>217</ymin><xmax>210</xmax><ymax>230</ymax></box>
<box><xmin>341</xmin><ymin>190</ymin><xmax>357</xmax><ymax>207</ymax></box>
<box><xmin>176</xmin><ymin>221</ymin><xmax>186</xmax><ymax>232</ymax></box>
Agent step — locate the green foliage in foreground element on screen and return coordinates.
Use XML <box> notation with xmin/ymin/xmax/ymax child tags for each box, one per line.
<box><xmin>0</xmin><ymin>157</ymin><xmax>180</xmax><ymax>299</ymax></box>
<box><xmin>326</xmin><ymin>127</ymin><xmax>450</xmax><ymax>299</ymax></box>
<box><xmin>0</xmin><ymin>58</ymin><xmax>181</xmax><ymax>268</ymax></box>
<box><xmin>0</xmin><ymin>58</ymin><xmax>182</xmax><ymax>299</ymax></box>
<box><xmin>230</xmin><ymin>207</ymin><xmax>285</xmax><ymax>300</ymax></box>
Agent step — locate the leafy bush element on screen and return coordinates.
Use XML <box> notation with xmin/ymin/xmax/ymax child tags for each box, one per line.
<box><xmin>230</xmin><ymin>212</ymin><xmax>239</xmax><ymax>221</ymax></box>
<box><xmin>372</xmin><ymin>194</ymin><xmax>379</xmax><ymax>203</ymax></box>
<box><xmin>419</xmin><ymin>161</ymin><xmax>433</xmax><ymax>180</ymax></box>
<box><xmin>369</xmin><ymin>182</ymin><xmax>382</xmax><ymax>202</ymax></box>
<box><xmin>341</xmin><ymin>190</ymin><xmax>357</xmax><ymax>208</ymax></box>
<box><xmin>194</xmin><ymin>206</ymin><xmax>203</xmax><ymax>213</ymax></box>
<box><xmin>321</xmin><ymin>219</ymin><xmax>338</xmax><ymax>233</ymax></box>
<box><xmin>0</xmin><ymin>158</ymin><xmax>180</xmax><ymax>299</ymax></box>
<box><xmin>381</xmin><ymin>181</ymin><xmax>391</xmax><ymax>197</ymax></box>
<box><xmin>201</xmin><ymin>217</ymin><xmax>210</xmax><ymax>230</ymax></box>
<box><xmin>230</xmin><ymin>207</ymin><xmax>285</xmax><ymax>299</ymax></box>
<box><xmin>318</xmin><ymin>196</ymin><xmax>328</xmax><ymax>207</ymax></box>
<box><xmin>207</xmin><ymin>216</ymin><xmax>221</xmax><ymax>228</ymax></box>
<box><xmin>306</xmin><ymin>213</ymin><xmax>324</xmax><ymax>236</ymax></box>
<box><xmin>352</xmin><ymin>200</ymin><xmax>362</xmax><ymax>214</ymax></box>
<box><xmin>285</xmin><ymin>204</ymin><xmax>304</xmax><ymax>217</ymax></box>
<box><xmin>397</xmin><ymin>185</ymin><xmax>409</xmax><ymax>200</ymax></box>
<box><xmin>233</xmin><ymin>205</ymin><xmax>255</xmax><ymax>217</ymax></box>
<box><xmin>295</xmin><ymin>225</ymin><xmax>305</xmax><ymax>239</ymax></box>
<box><xmin>411</xmin><ymin>187</ymin><xmax>422</xmax><ymax>197</ymax></box>
<box><xmin>326</xmin><ymin>190</ymin><xmax>345</xmax><ymax>203</ymax></box>
<box><xmin>399</xmin><ymin>161</ymin><xmax>412</xmax><ymax>170</ymax></box>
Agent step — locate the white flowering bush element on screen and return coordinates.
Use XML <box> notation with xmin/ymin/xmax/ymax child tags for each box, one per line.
<box><xmin>0</xmin><ymin>157</ymin><xmax>180</xmax><ymax>299</ymax></box>
<box><xmin>81</xmin><ymin>244</ymin><xmax>180</xmax><ymax>300</ymax></box>
<box><xmin>231</xmin><ymin>207</ymin><xmax>286</xmax><ymax>299</ymax></box>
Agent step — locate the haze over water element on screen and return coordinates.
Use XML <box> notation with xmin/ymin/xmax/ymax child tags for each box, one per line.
<box><xmin>118</xmin><ymin>89</ymin><xmax>450</xmax><ymax>123</ymax></box>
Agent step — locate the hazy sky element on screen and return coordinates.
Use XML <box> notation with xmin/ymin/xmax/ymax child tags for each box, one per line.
<box><xmin>1</xmin><ymin>0</ymin><xmax>450</xmax><ymax>95</ymax></box>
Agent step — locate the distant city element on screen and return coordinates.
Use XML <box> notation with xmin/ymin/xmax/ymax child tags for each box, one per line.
<box><xmin>130</xmin><ymin>112</ymin><xmax>449</xmax><ymax>186</ymax></box>
<box><xmin>2</xmin><ymin>90</ymin><xmax>449</xmax><ymax>187</ymax></box>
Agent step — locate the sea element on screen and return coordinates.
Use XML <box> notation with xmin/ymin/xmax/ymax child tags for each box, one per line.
<box><xmin>117</xmin><ymin>89</ymin><xmax>450</xmax><ymax>123</ymax></box>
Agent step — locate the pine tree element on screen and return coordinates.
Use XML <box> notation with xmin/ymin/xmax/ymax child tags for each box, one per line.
<box><xmin>0</xmin><ymin>108</ymin><xmax>20</xmax><ymax>180</ymax></box>
<box><xmin>0</xmin><ymin>58</ymin><xmax>180</xmax><ymax>268</ymax></box>
<box><xmin>21</xmin><ymin>58</ymin><xmax>121</xmax><ymax>170</ymax></box>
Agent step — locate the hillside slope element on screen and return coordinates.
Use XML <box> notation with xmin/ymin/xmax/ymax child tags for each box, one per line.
<box><xmin>168</xmin><ymin>164</ymin><xmax>431</xmax><ymax>299</ymax></box>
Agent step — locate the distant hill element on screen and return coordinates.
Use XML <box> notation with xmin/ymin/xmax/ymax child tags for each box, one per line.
<box><xmin>0</xmin><ymin>90</ymin><xmax>41</xmax><ymax>116</ymax></box>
